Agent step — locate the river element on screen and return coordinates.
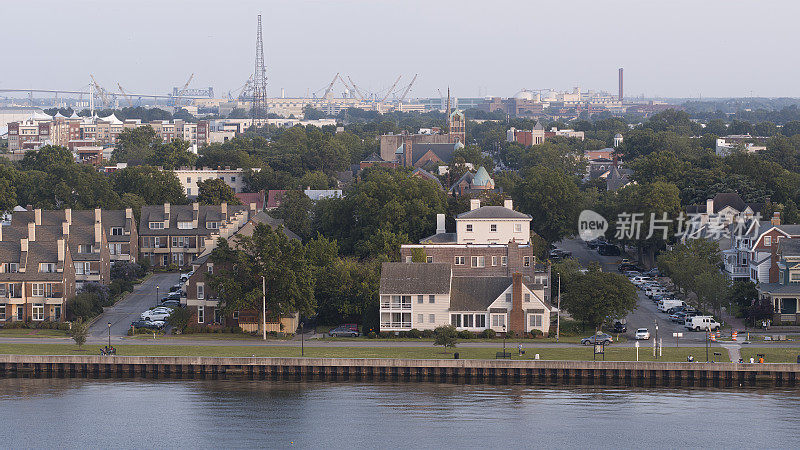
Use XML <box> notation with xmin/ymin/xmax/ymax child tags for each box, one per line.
<box><xmin>1</xmin><ymin>378</ymin><xmax>798</xmax><ymax>448</ymax></box>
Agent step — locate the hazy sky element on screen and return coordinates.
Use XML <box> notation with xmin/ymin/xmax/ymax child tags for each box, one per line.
<box><xmin>4</xmin><ymin>0</ymin><xmax>797</xmax><ymax>99</ymax></box>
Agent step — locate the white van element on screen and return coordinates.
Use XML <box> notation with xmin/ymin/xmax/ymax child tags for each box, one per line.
<box><xmin>685</xmin><ymin>315</ymin><xmax>720</xmax><ymax>331</ymax></box>
<box><xmin>658</xmin><ymin>299</ymin><xmax>685</xmax><ymax>312</ymax></box>
<box><xmin>630</xmin><ymin>276</ymin><xmax>652</xmax><ymax>286</ymax></box>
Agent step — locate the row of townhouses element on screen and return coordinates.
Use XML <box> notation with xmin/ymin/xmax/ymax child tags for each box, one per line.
<box><xmin>380</xmin><ymin>199</ymin><xmax>554</xmax><ymax>336</ymax></box>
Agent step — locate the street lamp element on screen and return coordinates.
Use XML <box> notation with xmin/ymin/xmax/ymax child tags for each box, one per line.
<box><xmin>300</xmin><ymin>321</ymin><xmax>304</xmax><ymax>357</ymax></box>
<box><xmin>556</xmin><ymin>273</ymin><xmax>561</xmax><ymax>343</ymax></box>
<box><xmin>107</xmin><ymin>322</ymin><xmax>111</xmax><ymax>350</ymax></box>
<box><xmin>654</xmin><ymin>319</ymin><xmax>659</xmax><ymax>359</ymax></box>
<box><xmin>155</xmin><ymin>285</ymin><xmax>159</xmax><ymax>308</ymax></box>
<box><xmin>503</xmin><ymin>323</ymin><xmax>507</xmax><ymax>354</ymax></box>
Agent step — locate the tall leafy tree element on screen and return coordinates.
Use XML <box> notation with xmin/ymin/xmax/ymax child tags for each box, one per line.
<box><xmin>560</xmin><ymin>263</ymin><xmax>638</xmax><ymax>330</ymax></box>
<box><xmin>111</xmin><ymin>165</ymin><xmax>187</xmax><ymax>205</ymax></box>
<box><xmin>197</xmin><ymin>178</ymin><xmax>240</xmax><ymax>205</ymax></box>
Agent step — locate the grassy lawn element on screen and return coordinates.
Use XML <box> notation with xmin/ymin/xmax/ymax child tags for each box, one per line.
<box><xmin>314</xmin><ymin>334</ymin><xmax>627</xmax><ymax>345</ymax></box>
<box><xmin>0</xmin><ymin>329</ymin><xmax>69</xmax><ymax>338</ymax></box>
<box><xmin>740</xmin><ymin>348</ymin><xmax>800</xmax><ymax>364</ymax></box>
<box><xmin>0</xmin><ymin>343</ymin><xmax>726</xmax><ymax>362</ymax></box>
<box><xmin>127</xmin><ymin>333</ymin><xmax>292</xmax><ymax>341</ymax></box>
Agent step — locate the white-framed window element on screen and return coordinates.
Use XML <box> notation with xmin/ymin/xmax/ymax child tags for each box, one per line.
<box><xmin>475</xmin><ymin>314</ymin><xmax>486</xmax><ymax>328</ymax></box>
<box><xmin>529</xmin><ymin>314</ymin><xmax>543</xmax><ymax>328</ymax></box>
<box><xmin>39</xmin><ymin>263</ymin><xmax>56</xmax><ymax>273</ymax></box>
<box><xmin>451</xmin><ymin>314</ymin><xmax>462</xmax><ymax>327</ymax></box>
<box><xmin>426</xmin><ymin>256</ymin><xmax>433</xmax><ymax>263</ymax></box>
<box><xmin>764</xmin><ymin>236</ymin><xmax>772</xmax><ymax>246</ymax></box>
<box><xmin>207</xmin><ymin>264</ymin><xmax>213</xmax><ymax>274</ymax></box>
<box><xmin>429</xmin><ymin>294</ymin><xmax>435</xmax><ymax>304</ymax></box>
<box><xmin>429</xmin><ymin>314</ymin><xmax>435</xmax><ymax>323</ymax></box>
<box><xmin>417</xmin><ymin>295</ymin><xmax>424</xmax><ymax>304</ymax></box>
<box><xmin>31</xmin><ymin>283</ymin><xmax>45</xmax><ymax>297</ymax></box>
<box><xmin>111</xmin><ymin>227</ymin><xmax>124</xmax><ymax>236</ymax></box>
<box><xmin>178</xmin><ymin>221</ymin><xmax>194</xmax><ymax>230</ymax></box>
<box><xmin>454</xmin><ymin>256</ymin><xmax>465</xmax><ymax>265</ymax></box>
<box><xmin>186</xmin><ymin>188</ymin><xmax>192</xmax><ymax>196</ymax></box>
<box><xmin>32</xmin><ymin>304</ymin><xmax>44</xmax><ymax>321</ymax></box>
<box><xmin>149</xmin><ymin>222</ymin><xmax>165</xmax><ymax>230</ymax></box>
<box><xmin>491</xmin><ymin>314</ymin><xmax>506</xmax><ymax>328</ymax></box>
<box><xmin>492</xmin><ymin>256</ymin><xmax>498</xmax><ymax>266</ymax></box>
<box><xmin>197</xmin><ymin>305</ymin><xmax>205</xmax><ymax>323</ymax></box>
<box><xmin>471</xmin><ymin>256</ymin><xmax>485</xmax><ymax>268</ymax></box>
<box><xmin>514</xmin><ymin>223</ymin><xmax>522</xmax><ymax>233</ymax></box>
<box><xmin>4</xmin><ymin>263</ymin><xmax>18</xmax><ymax>273</ymax></box>
<box><xmin>206</xmin><ymin>222</ymin><xmax>220</xmax><ymax>229</ymax></box>
<box><xmin>74</xmin><ymin>262</ymin><xmax>91</xmax><ymax>275</ymax></box>
<box><xmin>505</xmin><ymin>293</ymin><xmax>512</xmax><ymax>303</ymax></box>
<box><xmin>501</xmin><ymin>256</ymin><xmax>508</xmax><ymax>266</ymax></box>
<box><xmin>490</xmin><ymin>224</ymin><xmax>497</xmax><ymax>232</ymax></box>
<box><xmin>417</xmin><ymin>314</ymin><xmax>424</xmax><ymax>324</ymax></box>
<box><xmin>523</xmin><ymin>256</ymin><xmax>531</xmax><ymax>267</ymax></box>
<box><xmin>524</xmin><ymin>293</ymin><xmax>531</xmax><ymax>302</ymax></box>
<box><xmin>0</xmin><ymin>305</ymin><xmax>5</xmax><ymax>320</ymax></box>
<box><xmin>466</xmin><ymin>224</ymin><xmax>473</xmax><ymax>232</ymax></box>
<box><xmin>405</xmin><ymin>256</ymin><xmax>412</xmax><ymax>263</ymax></box>
<box><xmin>197</xmin><ymin>284</ymin><xmax>205</xmax><ymax>300</ymax></box>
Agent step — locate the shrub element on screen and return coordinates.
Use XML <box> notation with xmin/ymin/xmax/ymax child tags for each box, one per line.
<box><xmin>166</xmin><ymin>307</ymin><xmax>191</xmax><ymax>333</ymax></box>
<box><xmin>406</xmin><ymin>328</ymin><xmax>422</xmax><ymax>338</ymax></box>
<box><xmin>67</xmin><ymin>292</ymin><xmax>103</xmax><ymax>320</ymax></box>
<box><xmin>480</xmin><ymin>329</ymin><xmax>496</xmax><ymax>339</ymax></box>
<box><xmin>433</xmin><ymin>325</ymin><xmax>458</xmax><ymax>348</ymax></box>
<box><xmin>457</xmin><ymin>330</ymin><xmax>474</xmax><ymax>339</ymax></box>
<box><xmin>111</xmin><ymin>261</ymin><xmax>144</xmax><ymax>282</ymax></box>
<box><xmin>506</xmin><ymin>330</ymin><xmax>516</xmax><ymax>339</ymax></box>
<box><xmin>529</xmin><ymin>329</ymin><xmax>544</xmax><ymax>338</ymax></box>
<box><xmin>69</xmin><ymin>319</ymin><xmax>89</xmax><ymax>347</ymax></box>
<box><xmin>421</xmin><ymin>329</ymin><xmax>435</xmax><ymax>338</ymax></box>
<box><xmin>367</xmin><ymin>331</ymin><xmax>377</xmax><ymax>339</ymax></box>
<box><xmin>79</xmin><ymin>282</ymin><xmax>111</xmax><ymax>307</ymax></box>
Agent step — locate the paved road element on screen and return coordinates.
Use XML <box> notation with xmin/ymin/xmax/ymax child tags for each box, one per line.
<box><xmin>88</xmin><ymin>273</ymin><xmax>179</xmax><ymax>338</ymax></box>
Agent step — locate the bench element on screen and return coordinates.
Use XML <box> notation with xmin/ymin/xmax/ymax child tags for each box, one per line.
<box><xmin>495</xmin><ymin>351</ymin><xmax>512</xmax><ymax>359</ymax></box>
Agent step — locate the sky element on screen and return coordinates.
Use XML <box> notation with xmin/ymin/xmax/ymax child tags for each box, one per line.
<box><xmin>3</xmin><ymin>0</ymin><xmax>798</xmax><ymax>100</ymax></box>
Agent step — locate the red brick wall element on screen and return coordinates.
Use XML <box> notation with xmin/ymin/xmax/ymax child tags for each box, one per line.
<box><xmin>509</xmin><ymin>273</ymin><xmax>524</xmax><ymax>335</ymax></box>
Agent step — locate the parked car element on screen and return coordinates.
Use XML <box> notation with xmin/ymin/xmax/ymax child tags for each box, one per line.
<box><xmin>180</xmin><ymin>272</ymin><xmax>193</xmax><ymax>282</ymax></box>
<box><xmin>581</xmin><ymin>333</ymin><xmax>613</xmax><ymax>345</ymax></box>
<box><xmin>624</xmin><ymin>270</ymin><xmax>641</xmax><ymax>278</ymax></box>
<box><xmin>162</xmin><ymin>291</ymin><xmax>181</xmax><ymax>301</ymax></box>
<box><xmin>141</xmin><ymin>307</ymin><xmax>173</xmax><ymax>321</ymax></box>
<box><xmin>587</xmin><ymin>238</ymin><xmax>605</xmax><ymax>249</ymax></box>
<box><xmin>613</xmin><ymin>321</ymin><xmax>627</xmax><ymax>333</ymax></box>
<box><xmin>619</xmin><ymin>263</ymin><xmax>642</xmax><ymax>273</ymax></box>
<box><xmin>160</xmin><ymin>299</ymin><xmax>182</xmax><ymax>308</ymax></box>
<box><xmin>635</xmin><ymin>328</ymin><xmax>651</xmax><ymax>340</ymax></box>
<box><xmin>169</xmin><ymin>284</ymin><xmax>182</xmax><ymax>293</ymax></box>
<box><xmin>670</xmin><ymin>311</ymin><xmax>688</xmax><ymax>323</ymax></box>
<box><xmin>130</xmin><ymin>319</ymin><xmax>165</xmax><ymax>330</ymax></box>
<box><xmin>643</xmin><ymin>268</ymin><xmax>661</xmax><ymax>277</ymax></box>
<box><xmin>630</xmin><ymin>276</ymin><xmax>652</xmax><ymax>286</ymax></box>
<box><xmin>328</xmin><ymin>326</ymin><xmax>359</xmax><ymax>337</ymax></box>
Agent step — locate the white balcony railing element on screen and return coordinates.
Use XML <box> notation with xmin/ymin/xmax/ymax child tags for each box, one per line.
<box><xmin>380</xmin><ymin>302</ymin><xmax>412</xmax><ymax>310</ymax></box>
<box><xmin>380</xmin><ymin>321</ymin><xmax>411</xmax><ymax>329</ymax></box>
<box><xmin>725</xmin><ymin>266</ymin><xmax>748</xmax><ymax>276</ymax></box>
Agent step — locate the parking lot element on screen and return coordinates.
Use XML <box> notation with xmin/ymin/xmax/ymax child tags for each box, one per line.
<box><xmin>88</xmin><ymin>272</ymin><xmax>179</xmax><ymax>338</ymax></box>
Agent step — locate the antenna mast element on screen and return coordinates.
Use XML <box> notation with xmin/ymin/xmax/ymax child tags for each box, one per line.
<box><xmin>252</xmin><ymin>14</ymin><xmax>268</xmax><ymax>126</ymax></box>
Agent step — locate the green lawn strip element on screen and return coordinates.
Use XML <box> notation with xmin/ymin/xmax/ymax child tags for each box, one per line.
<box><xmin>740</xmin><ymin>347</ymin><xmax>800</xmax><ymax>364</ymax></box>
<box><xmin>127</xmin><ymin>333</ymin><xmax>291</xmax><ymax>341</ymax></box>
<box><xmin>312</xmin><ymin>335</ymin><xmax>623</xmax><ymax>344</ymax></box>
<box><xmin>0</xmin><ymin>329</ymin><xmax>70</xmax><ymax>338</ymax></box>
<box><xmin>0</xmin><ymin>343</ymin><xmax>724</xmax><ymax>362</ymax></box>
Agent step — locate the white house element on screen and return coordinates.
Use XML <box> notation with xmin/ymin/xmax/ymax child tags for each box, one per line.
<box><xmin>170</xmin><ymin>167</ymin><xmax>258</xmax><ymax>198</ymax></box>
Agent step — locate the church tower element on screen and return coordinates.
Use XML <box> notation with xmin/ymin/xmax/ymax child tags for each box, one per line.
<box><xmin>449</xmin><ymin>109</ymin><xmax>465</xmax><ymax>144</ymax></box>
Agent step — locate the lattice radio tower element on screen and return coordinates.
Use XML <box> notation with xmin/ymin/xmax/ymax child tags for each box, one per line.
<box><xmin>252</xmin><ymin>14</ymin><xmax>268</xmax><ymax>126</ymax></box>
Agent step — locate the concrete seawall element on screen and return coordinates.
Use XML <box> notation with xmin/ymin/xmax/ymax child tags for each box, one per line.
<box><xmin>1</xmin><ymin>355</ymin><xmax>798</xmax><ymax>388</ymax></box>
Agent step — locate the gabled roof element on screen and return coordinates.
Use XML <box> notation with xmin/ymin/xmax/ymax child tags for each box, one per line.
<box><xmin>379</xmin><ymin>262</ymin><xmax>451</xmax><ymax>295</ymax></box>
<box><xmin>412</xmin><ymin>143</ymin><xmax>458</xmax><ymax>165</ymax></box>
<box><xmin>472</xmin><ymin>166</ymin><xmax>493</xmax><ymax>187</ymax></box>
<box><xmin>410</xmin><ymin>168</ymin><xmax>443</xmax><ymax>189</ymax></box>
<box><xmin>450</xmin><ymin>277</ymin><xmax>511</xmax><ymax>311</ymax></box>
<box><xmin>779</xmin><ymin>239</ymin><xmax>800</xmax><ymax>257</ymax></box>
<box><xmin>456</xmin><ymin>206</ymin><xmax>531</xmax><ymax>220</ymax></box>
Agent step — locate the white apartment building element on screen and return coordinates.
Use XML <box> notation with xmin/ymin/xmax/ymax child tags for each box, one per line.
<box><xmin>170</xmin><ymin>167</ymin><xmax>257</xmax><ymax>198</ymax></box>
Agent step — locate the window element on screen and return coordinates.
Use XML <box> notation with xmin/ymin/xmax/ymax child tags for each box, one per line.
<box><xmin>231</xmin><ymin>177</ymin><xmax>236</xmax><ymax>182</ymax></box>
<box><xmin>53</xmin><ymin>306</ymin><xmax>61</xmax><ymax>321</ymax></box>
<box><xmin>233</xmin><ymin>310</ymin><xmax>239</xmax><ymax>321</ymax></box>
<box><xmin>417</xmin><ymin>295</ymin><xmax>424</xmax><ymax>304</ymax></box>
<box><xmin>31</xmin><ymin>284</ymin><xmax>45</xmax><ymax>297</ymax></box>
<box><xmin>491</xmin><ymin>256</ymin><xmax>498</xmax><ymax>266</ymax></box>
<box><xmin>490</xmin><ymin>224</ymin><xmax>498</xmax><ymax>232</ymax></box>
<box><xmin>149</xmin><ymin>222</ymin><xmax>165</xmax><ymax>230</ymax></box>
<box><xmin>451</xmin><ymin>314</ymin><xmax>462</xmax><ymax>327</ymax></box>
<box><xmin>466</xmin><ymin>224</ymin><xmax>473</xmax><ymax>232</ymax></box>
<box><xmin>405</xmin><ymin>256</ymin><xmax>413</xmax><ymax>263</ymax></box>
<box><xmin>426</xmin><ymin>256</ymin><xmax>433</xmax><ymax>263</ymax></box>
<box><xmin>764</xmin><ymin>236</ymin><xmax>772</xmax><ymax>246</ymax></box>
<box><xmin>515</xmin><ymin>223</ymin><xmax>522</xmax><ymax>233</ymax></box>
<box><xmin>417</xmin><ymin>314</ymin><xmax>424</xmax><ymax>324</ymax></box>
<box><xmin>463</xmin><ymin>314</ymin><xmax>474</xmax><ymax>328</ymax></box>
<box><xmin>492</xmin><ymin>314</ymin><xmax>506</xmax><ymax>328</ymax></box>
<box><xmin>197</xmin><ymin>284</ymin><xmax>205</xmax><ymax>300</ymax></box>
<box><xmin>429</xmin><ymin>314</ymin><xmax>435</xmax><ymax>323</ymax></box>
<box><xmin>214</xmin><ymin>308</ymin><xmax>222</xmax><ymax>324</ymax></box>
<box><xmin>471</xmin><ymin>256</ymin><xmax>485</xmax><ymax>268</ymax></box>
<box><xmin>16</xmin><ymin>305</ymin><xmax>23</xmax><ymax>321</ymax></box>
<box><xmin>178</xmin><ymin>221</ymin><xmax>194</xmax><ymax>230</ymax></box>
<box><xmin>186</xmin><ymin>188</ymin><xmax>192</xmax><ymax>196</ymax></box>
<box><xmin>505</xmin><ymin>293</ymin><xmax>512</xmax><ymax>303</ymax></box>
<box><xmin>206</xmin><ymin>222</ymin><xmax>219</xmax><ymax>229</ymax></box>
<box><xmin>429</xmin><ymin>295</ymin><xmax>435</xmax><ymax>304</ymax></box>
<box><xmin>501</xmin><ymin>256</ymin><xmax>508</xmax><ymax>266</ymax></box>
<box><xmin>529</xmin><ymin>314</ymin><xmax>543</xmax><ymax>328</ymax></box>
<box><xmin>39</xmin><ymin>263</ymin><xmax>56</xmax><ymax>273</ymax></box>
<box><xmin>0</xmin><ymin>305</ymin><xmax>4</xmax><ymax>320</ymax></box>
<box><xmin>790</xmin><ymin>272</ymin><xmax>800</xmax><ymax>282</ymax></box>
<box><xmin>77</xmin><ymin>244</ymin><xmax>94</xmax><ymax>253</ymax></box>
<box><xmin>475</xmin><ymin>314</ymin><xmax>486</xmax><ymax>328</ymax></box>
<box><xmin>32</xmin><ymin>304</ymin><xmax>44</xmax><ymax>321</ymax></box>
<box><xmin>454</xmin><ymin>256</ymin><xmax>465</xmax><ymax>265</ymax></box>
<box><xmin>207</xmin><ymin>264</ymin><xmax>213</xmax><ymax>274</ymax></box>
<box><xmin>524</xmin><ymin>293</ymin><xmax>531</xmax><ymax>302</ymax></box>
<box><xmin>197</xmin><ymin>306</ymin><xmax>205</xmax><ymax>323</ymax></box>
<box><xmin>523</xmin><ymin>256</ymin><xmax>531</xmax><ymax>267</ymax></box>
<box><xmin>187</xmin><ymin>177</ymin><xmax>192</xmax><ymax>183</ymax></box>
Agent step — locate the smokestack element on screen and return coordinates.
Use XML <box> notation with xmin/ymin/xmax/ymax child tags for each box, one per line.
<box><xmin>618</xmin><ymin>68</ymin><xmax>623</xmax><ymax>102</ymax></box>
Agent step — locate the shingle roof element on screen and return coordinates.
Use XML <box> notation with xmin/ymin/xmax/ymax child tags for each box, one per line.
<box><xmin>758</xmin><ymin>282</ymin><xmax>800</xmax><ymax>295</ymax></box>
<box><xmin>412</xmin><ymin>143</ymin><xmax>457</xmax><ymax>165</ymax></box>
<box><xmin>779</xmin><ymin>239</ymin><xmax>800</xmax><ymax>257</ymax></box>
<box><xmin>457</xmin><ymin>206</ymin><xmax>531</xmax><ymax>220</ymax></box>
<box><xmin>420</xmin><ymin>232</ymin><xmax>457</xmax><ymax>243</ymax></box>
<box><xmin>410</xmin><ymin>168</ymin><xmax>443</xmax><ymax>189</ymax></box>
<box><xmin>139</xmin><ymin>204</ymin><xmax>248</xmax><ymax>236</ymax></box>
<box><xmin>379</xmin><ymin>262</ymin><xmax>451</xmax><ymax>295</ymax></box>
<box><xmin>450</xmin><ymin>277</ymin><xmax>511</xmax><ymax>311</ymax></box>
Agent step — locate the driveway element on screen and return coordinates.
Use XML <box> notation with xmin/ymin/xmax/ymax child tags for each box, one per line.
<box><xmin>88</xmin><ymin>273</ymin><xmax>179</xmax><ymax>338</ymax></box>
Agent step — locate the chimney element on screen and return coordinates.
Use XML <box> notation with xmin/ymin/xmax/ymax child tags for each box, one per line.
<box><xmin>34</xmin><ymin>208</ymin><xmax>41</xmax><ymax>226</ymax></box>
<box><xmin>470</xmin><ymin>198</ymin><xmax>481</xmax><ymax>211</ymax></box>
<box><xmin>504</xmin><ymin>199</ymin><xmax>513</xmax><ymax>210</ymax></box>
<box><xmin>164</xmin><ymin>202</ymin><xmax>170</xmax><ymax>228</ymax></box>
<box><xmin>62</xmin><ymin>221</ymin><xmax>69</xmax><ymax>236</ymax></box>
<box><xmin>125</xmin><ymin>208</ymin><xmax>133</xmax><ymax>220</ymax></box>
<box><xmin>193</xmin><ymin>202</ymin><xmax>199</xmax><ymax>212</ymax></box>
<box><xmin>249</xmin><ymin>202</ymin><xmax>257</xmax><ymax>214</ymax></box>
<box><xmin>221</xmin><ymin>202</ymin><xmax>227</xmax><ymax>217</ymax></box>
<box><xmin>706</xmin><ymin>198</ymin><xmax>714</xmax><ymax>215</ymax></box>
<box><xmin>436</xmin><ymin>213</ymin><xmax>446</xmax><ymax>234</ymax></box>
<box><xmin>94</xmin><ymin>208</ymin><xmax>101</xmax><ymax>224</ymax></box>
<box><xmin>20</xmin><ymin>238</ymin><xmax>28</xmax><ymax>253</ymax></box>
<box><xmin>94</xmin><ymin>222</ymin><xmax>101</xmax><ymax>246</ymax></box>
<box><xmin>57</xmin><ymin>239</ymin><xmax>65</xmax><ymax>262</ymax></box>
<box><xmin>772</xmin><ymin>211</ymin><xmax>781</xmax><ymax>226</ymax></box>
<box><xmin>64</xmin><ymin>208</ymin><xmax>71</xmax><ymax>225</ymax></box>
<box><xmin>27</xmin><ymin>222</ymin><xmax>35</xmax><ymax>242</ymax></box>
<box><xmin>509</xmin><ymin>273</ymin><xmax>524</xmax><ymax>335</ymax></box>
<box><xmin>0</xmin><ymin>224</ymin><xmax>3</xmax><ymax>241</ymax></box>
<box><xmin>404</xmin><ymin>138</ymin><xmax>413</xmax><ymax>167</ymax></box>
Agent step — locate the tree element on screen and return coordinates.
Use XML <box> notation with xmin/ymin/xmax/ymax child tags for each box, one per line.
<box><xmin>111</xmin><ymin>165</ymin><xmax>186</xmax><ymax>205</ymax></box>
<box><xmin>657</xmin><ymin>239</ymin><xmax>728</xmax><ymax>315</ymax></box>
<box><xmin>560</xmin><ymin>263</ymin><xmax>638</xmax><ymax>330</ymax></box>
<box><xmin>303</xmin><ymin>105</ymin><xmax>326</xmax><ymax>120</ymax></box>
<box><xmin>113</xmin><ymin>126</ymin><xmax>160</xmax><ymax>165</ymax></box>
<box><xmin>727</xmin><ymin>280</ymin><xmax>758</xmax><ymax>318</ymax></box>
<box><xmin>273</xmin><ymin>190</ymin><xmax>314</xmax><ymax>240</ymax></box>
<box><xmin>197</xmin><ymin>178</ymin><xmax>240</xmax><ymax>205</ymax></box>
<box><xmin>433</xmin><ymin>325</ymin><xmax>458</xmax><ymax>348</ymax></box>
<box><xmin>69</xmin><ymin>318</ymin><xmax>89</xmax><ymax>347</ymax></box>
<box><xmin>148</xmin><ymin>139</ymin><xmax>197</xmax><ymax>170</ymax></box>
<box><xmin>167</xmin><ymin>307</ymin><xmax>191</xmax><ymax>333</ymax></box>
<box><xmin>206</xmin><ymin>224</ymin><xmax>315</xmax><ymax>326</ymax></box>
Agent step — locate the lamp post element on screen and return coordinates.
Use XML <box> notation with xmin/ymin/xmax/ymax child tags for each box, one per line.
<box><xmin>107</xmin><ymin>322</ymin><xmax>111</xmax><ymax>350</ymax></box>
<box><xmin>300</xmin><ymin>321</ymin><xmax>304</xmax><ymax>357</ymax></box>
<box><xmin>155</xmin><ymin>285</ymin><xmax>159</xmax><ymax>308</ymax></box>
<box><xmin>261</xmin><ymin>276</ymin><xmax>266</xmax><ymax>341</ymax></box>
<box><xmin>556</xmin><ymin>273</ymin><xmax>561</xmax><ymax>343</ymax></box>
<box><xmin>503</xmin><ymin>323</ymin><xmax>507</xmax><ymax>354</ymax></box>
<box><xmin>654</xmin><ymin>320</ymin><xmax>659</xmax><ymax>359</ymax></box>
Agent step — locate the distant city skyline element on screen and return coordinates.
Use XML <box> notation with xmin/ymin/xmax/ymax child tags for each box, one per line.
<box><xmin>3</xmin><ymin>0</ymin><xmax>799</xmax><ymax>99</ymax></box>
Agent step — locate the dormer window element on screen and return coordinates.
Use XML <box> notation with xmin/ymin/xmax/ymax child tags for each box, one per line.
<box><xmin>206</xmin><ymin>222</ymin><xmax>220</xmax><ymax>229</ymax></box>
<box><xmin>39</xmin><ymin>263</ymin><xmax>56</xmax><ymax>273</ymax></box>
<box><xmin>111</xmin><ymin>227</ymin><xmax>124</xmax><ymax>236</ymax></box>
<box><xmin>149</xmin><ymin>222</ymin><xmax>165</xmax><ymax>230</ymax></box>
<box><xmin>764</xmin><ymin>236</ymin><xmax>772</xmax><ymax>247</ymax></box>
<box><xmin>177</xmin><ymin>221</ymin><xmax>194</xmax><ymax>230</ymax></box>
<box><xmin>4</xmin><ymin>263</ymin><xmax>18</xmax><ymax>273</ymax></box>
<box><xmin>77</xmin><ymin>244</ymin><xmax>94</xmax><ymax>253</ymax></box>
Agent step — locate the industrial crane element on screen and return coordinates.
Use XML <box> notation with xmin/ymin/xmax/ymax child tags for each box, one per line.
<box><xmin>89</xmin><ymin>74</ymin><xmax>111</xmax><ymax>108</ymax></box>
<box><xmin>117</xmin><ymin>83</ymin><xmax>133</xmax><ymax>107</ymax></box>
<box><xmin>380</xmin><ymin>75</ymin><xmax>402</xmax><ymax>103</ymax></box>
<box><xmin>174</xmin><ymin>73</ymin><xmax>194</xmax><ymax>107</ymax></box>
<box><xmin>322</xmin><ymin>73</ymin><xmax>339</xmax><ymax>99</ymax></box>
<box><xmin>337</xmin><ymin>74</ymin><xmax>359</xmax><ymax>100</ymax></box>
<box><xmin>347</xmin><ymin>76</ymin><xmax>368</xmax><ymax>101</ymax></box>
<box><xmin>397</xmin><ymin>74</ymin><xmax>418</xmax><ymax>102</ymax></box>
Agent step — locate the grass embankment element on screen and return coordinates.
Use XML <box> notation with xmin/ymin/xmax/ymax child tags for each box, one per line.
<box><xmin>0</xmin><ymin>343</ymin><xmax>723</xmax><ymax>362</ymax></box>
<box><xmin>740</xmin><ymin>348</ymin><xmax>800</xmax><ymax>364</ymax></box>
<box><xmin>0</xmin><ymin>329</ymin><xmax>70</xmax><ymax>338</ymax></box>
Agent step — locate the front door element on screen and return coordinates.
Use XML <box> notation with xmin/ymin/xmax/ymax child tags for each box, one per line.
<box><xmin>16</xmin><ymin>305</ymin><xmax>24</xmax><ymax>321</ymax></box>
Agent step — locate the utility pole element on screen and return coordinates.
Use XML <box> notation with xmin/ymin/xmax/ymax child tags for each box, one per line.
<box><xmin>262</xmin><ymin>276</ymin><xmax>267</xmax><ymax>341</ymax></box>
<box><xmin>556</xmin><ymin>273</ymin><xmax>561</xmax><ymax>343</ymax></box>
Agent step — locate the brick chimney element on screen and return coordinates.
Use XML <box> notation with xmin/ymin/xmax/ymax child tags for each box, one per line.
<box><xmin>706</xmin><ymin>198</ymin><xmax>714</xmax><ymax>215</ymax></box>
<box><xmin>221</xmin><ymin>202</ymin><xmax>228</xmax><ymax>217</ymax></box>
<box><xmin>771</xmin><ymin>211</ymin><xmax>781</xmax><ymax>226</ymax></box>
<box><xmin>27</xmin><ymin>222</ymin><xmax>35</xmax><ymax>242</ymax></box>
<box><xmin>509</xmin><ymin>273</ymin><xmax>525</xmax><ymax>335</ymax></box>
<box><xmin>20</xmin><ymin>238</ymin><xmax>28</xmax><ymax>253</ymax></box>
<box><xmin>62</xmin><ymin>221</ymin><xmax>69</xmax><ymax>236</ymax></box>
<box><xmin>64</xmin><ymin>208</ymin><xmax>71</xmax><ymax>225</ymax></box>
<box><xmin>163</xmin><ymin>203</ymin><xmax>171</xmax><ymax>228</ymax></box>
<box><xmin>403</xmin><ymin>138</ymin><xmax>413</xmax><ymax>167</ymax></box>
<box><xmin>94</xmin><ymin>208</ymin><xmax>101</xmax><ymax>224</ymax></box>
<box><xmin>94</xmin><ymin>222</ymin><xmax>102</xmax><ymax>247</ymax></box>
<box><xmin>57</xmin><ymin>239</ymin><xmax>65</xmax><ymax>263</ymax></box>
<box><xmin>34</xmin><ymin>208</ymin><xmax>41</xmax><ymax>226</ymax></box>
